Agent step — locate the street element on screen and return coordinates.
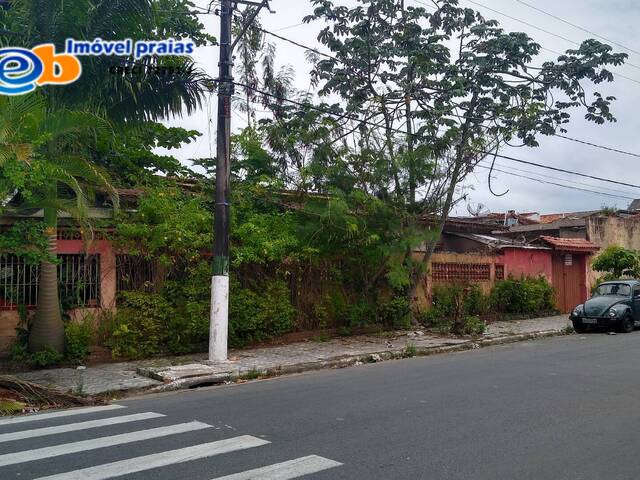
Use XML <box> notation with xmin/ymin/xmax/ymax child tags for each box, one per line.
<box><xmin>2</xmin><ymin>332</ymin><xmax>640</xmax><ymax>479</ymax></box>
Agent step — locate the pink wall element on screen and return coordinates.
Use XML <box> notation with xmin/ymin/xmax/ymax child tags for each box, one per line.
<box><xmin>500</xmin><ymin>248</ymin><xmax>553</xmax><ymax>282</ymax></box>
<box><xmin>57</xmin><ymin>239</ymin><xmax>117</xmax><ymax>310</ymax></box>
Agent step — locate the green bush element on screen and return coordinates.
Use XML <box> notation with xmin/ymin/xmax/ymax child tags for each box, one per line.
<box><xmin>31</xmin><ymin>347</ymin><xmax>64</xmax><ymax>368</ymax></box>
<box><xmin>376</xmin><ymin>297</ymin><xmax>411</xmax><ymax>329</ymax></box>
<box><xmin>459</xmin><ymin>316</ymin><xmax>486</xmax><ymax>336</ymax></box>
<box><xmin>106</xmin><ymin>292</ymin><xmax>172</xmax><ymax>359</ymax></box>
<box><xmin>490</xmin><ymin>277</ymin><xmax>555</xmax><ymax>314</ymax></box>
<box><xmin>429</xmin><ymin>284</ymin><xmax>488</xmax><ymax>320</ymax></box>
<box><xmin>229</xmin><ymin>280</ymin><xmax>295</xmax><ymax>347</ymax></box>
<box><xmin>8</xmin><ymin>341</ymin><xmax>30</xmax><ymax>363</ymax></box>
<box><xmin>65</xmin><ymin>319</ymin><xmax>94</xmax><ymax>362</ymax></box>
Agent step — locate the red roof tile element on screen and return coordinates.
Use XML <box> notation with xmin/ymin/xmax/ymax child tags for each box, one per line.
<box><xmin>538</xmin><ymin>236</ymin><xmax>599</xmax><ymax>252</ymax></box>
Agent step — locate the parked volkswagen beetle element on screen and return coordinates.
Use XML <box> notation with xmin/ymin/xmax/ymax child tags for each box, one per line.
<box><xmin>570</xmin><ymin>280</ymin><xmax>640</xmax><ymax>333</ymax></box>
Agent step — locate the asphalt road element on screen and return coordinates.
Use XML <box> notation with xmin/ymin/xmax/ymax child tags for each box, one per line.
<box><xmin>3</xmin><ymin>332</ymin><xmax>640</xmax><ymax>479</ymax></box>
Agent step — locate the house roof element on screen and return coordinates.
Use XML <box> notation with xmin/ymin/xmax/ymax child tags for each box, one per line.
<box><xmin>536</xmin><ymin>236</ymin><xmax>599</xmax><ymax>253</ymax></box>
<box><xmin>539</xmin><ymin>211</ymin><xmax>598</xmax><ymax>224</ymax></box>
<box><xmin>447</xmin><ymin>233</ymin><xmax>550</xmax><ymax>251</ymax></box>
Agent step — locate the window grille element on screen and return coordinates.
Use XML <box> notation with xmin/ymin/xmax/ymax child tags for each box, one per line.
<box><xmin>116</xmin><ymin>255</ymin><xmax>155</xmax><ymax>292</ymax></box>
<box><xmin>495</xmin><ymin>264</ymin><xmax>505</xmax><ymax>281</ymax></box>
<box><xmin>0</xmin><ymin>254</ymin><xmax>39</xmax><ymax>308</ymax></box>
<box><xmin>58</xmin><ymin>254</ymin><xmax>101</xmax><ymax>308</ymax></box>
<box><xmin>0</xmin><ymin>254</ymin><xmax>100</xmax><ymax>309</ymax></box>
<box><xmin>432</xmin><ymin>263</ymin><xmax>491</xmax><ymax>282</ymax></box>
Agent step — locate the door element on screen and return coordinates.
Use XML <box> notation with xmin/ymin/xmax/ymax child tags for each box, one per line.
<box><xmin>552</xmin><ymin>253</ymin><xmax>586</xmax><ymax>313</ymax></box>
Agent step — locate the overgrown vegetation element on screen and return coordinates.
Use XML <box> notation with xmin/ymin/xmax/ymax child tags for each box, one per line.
<box><xmin>0</xmin><ymin>0</ymin><xmax>627</xmax><ymax>361</ymax></box>
<box><xmin>419</xmin><ymin>277</ymin><xmax>556</xmax><ymax>336</ymax></box>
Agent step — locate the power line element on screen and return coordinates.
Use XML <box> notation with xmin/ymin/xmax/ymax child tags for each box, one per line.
<box><xmin>512</xmin><ymin>0</ymin><xmax>640</xmax><ymax>58</ymax></box>
<box><xmin>227</xmin><ymin>78</ymin><xmax>640</xmax><ymax>191</ymax></box>
<box><xmin>488</xmin><ymin>152</ymin><xmax>640</xmax><ymax>190</ymax></box>
<box><xmin>477</xmin><ymin>158</ymin><xmax>638</xmax><ymax>197</ymax></box>
<box><xmin>475</xmin><ymin>164</ymin><xmax>635</xmax><ymax>200</ymax></box>
<box><xmin>464</xmin><ymin>0</ymin><xmax>640</xmax><ymax>72</ymax></box>
<box><xmin>414</xmin><ymin>0</ymin><xmax>640</xmax><ymax>84</ymax></box>
<box><xmin>257</xmin><ymin>25</ymin><xmax>640</xmax><ymax>159</ymax></box>
<box><xmin>553</xmin><ymin>134</ymin><xmax>640</xmax><ymax>159</ymax></box>
<box><xmin>258</xmin><ymin>27</ymin><xmax>337</xmax><ymax>61</ymax></box>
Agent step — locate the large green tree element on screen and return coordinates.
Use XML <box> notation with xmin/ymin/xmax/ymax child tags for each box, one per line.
<box><xmin>298</xmin><ymin>0</ymin><xmax>626</xmax><ymax>299</ymax></box>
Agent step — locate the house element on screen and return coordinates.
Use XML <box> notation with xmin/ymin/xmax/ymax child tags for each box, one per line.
<box><xmin>413</xmin><ymin>217</ymin><xmax>599</xmax><ymax>313</ymax></box>
<box><xmin>0</xmin><ymin>189</ymin><xmax>149</xmax><ymax>354</ymax></box>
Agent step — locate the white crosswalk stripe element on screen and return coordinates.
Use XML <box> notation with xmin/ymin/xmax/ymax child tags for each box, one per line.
<box><xmin>210</xmin><ymin>455</ymin><xmax>343</xmax><ymax>480</ymax></box>
<box><xmin>34</xmin><ymin>436</ymin><xmax>271</xmax><ymax>480</ymax></box>
<box><xmin>0</xmin><ymin>412</ymin><xmax>164</xmax><ymax>443</ymax></box>
<box><xmin>0</xmin><ymin>405</ymin><xmax>343</xmax><ymax>479</ymax></box>
<box><xmin>0</xmin><ymin>421</ymin><xmax>211</xmax><ymax>467</ymax></box>
<box><xmin>0</xmin><ymin>405</ymin><xmax>126</xmax><ymax>426</ymax></box>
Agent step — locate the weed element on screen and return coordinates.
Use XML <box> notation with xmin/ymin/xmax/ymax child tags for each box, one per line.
<box><xmin>404</xmin><ymin>343</ymin><xmax>417</xmax><ymax>358</ymax></box>
<box><xmin>238</xmin><ymin>368</ymin><xmax>262</xmax><ymax>381</ymax></box>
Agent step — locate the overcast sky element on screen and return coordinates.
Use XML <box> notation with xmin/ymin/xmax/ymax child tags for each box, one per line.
<box><xmin>161</xmin><ymin>0</ymin><xmax>640</xmax><ymax>216</ymax></box>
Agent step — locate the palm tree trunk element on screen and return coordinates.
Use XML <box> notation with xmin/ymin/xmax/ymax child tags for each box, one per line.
<box><xmin>29</xmin><ymin>206</ymin><xmax>65</xmax><ymax>354</ymax></box>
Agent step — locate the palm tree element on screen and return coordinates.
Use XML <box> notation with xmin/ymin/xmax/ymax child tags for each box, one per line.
<box><xmin>0</xmin><ymin>0</ymin><xmax>212</xmax><ymax>122</ymax></box>
<box><xmin>0</xmin><ymin>94</ymin><xmax>118</xmax><ymax>353</ymax></box>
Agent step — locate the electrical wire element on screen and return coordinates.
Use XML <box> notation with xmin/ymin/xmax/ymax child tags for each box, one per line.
<box><xmin>256</xmin><ymin>25</ymin><xmax>640</xmax><ymax>159</ymax></box>
<box><xmin>512</xmin><ymin>0</ymin><xmax>640</xmax><ymax>58</ymax></box>
<box><xmin>413</xmin><ymin>0</ymin><xmax>640</xmax><ymax>84</ymax></box>
<box><xmin>225</xmin><ymin>78</ymin><xmax>640</xmax><ymax>192</ymax></box>
<box><xmin>474</xmin><ymin>164</ymin><xmax>635</xmax><ymax>200</ymax></box>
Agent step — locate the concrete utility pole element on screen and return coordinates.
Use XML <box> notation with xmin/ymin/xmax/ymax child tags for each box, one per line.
<box><xmin>210</xmin><ymin>0</ymin><xmax>273</xmax><ymax>363</ymax></box>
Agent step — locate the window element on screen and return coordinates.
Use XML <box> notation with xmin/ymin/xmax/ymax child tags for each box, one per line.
<box><xmin>0</xmin><ymin>254</ymin><xmax>100</xmax><ymax>309</ymax></box>
<box><xmin>58</xmin><ymin>255</ymin><xmax>101</xmax><ymax>308</ymax></box>
<box><xmin>432</xmin><ymin>263</ymin><xmax>491</xmax><ymax>282</ymax></box>
<box><xmin>564</xmin><ymin>254</ymin><xmax>573</xmax><ymax>266</ymax></box>
<box><xmin>116</xmin><ymin>255</ymin><xmax>155</xmax><ymax>292</ymax></box>
<box><xmin>495</xmin><ymin>264</ymin><xmax>505</xmax><ymax>281</ymax></box>
<box><xmin>0</xmin><ymin>254</ymin><xmax>39</xmax><ymax>308</ymax></box>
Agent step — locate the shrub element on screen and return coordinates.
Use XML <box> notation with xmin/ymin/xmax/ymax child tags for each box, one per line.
<box><xmin>459</xmin><ymin>316</ymin><xmax>486</xmax><ymax>336</ymax></box>
<box><xmin>65</xmin><ymin>319</ymin><xmax>94</xmax><ymax>363</ymax></box>
<box><xmin>229</xmin><ymin>280</ymin><xmax>295</xmax><ymax>347</ymax></box>
<box><xmin>376</xmin><ymin>297</ymin><xmax>411</xmax><ymax>329</ymax></box>
<box><xmin>8</xmin><ymin>341</ymin><xmax>30</xmax><ymax>363</ymax></box>
<box><xmin>106</xmin><ymin>292</ymin><xmax>172</xmax><ymax>359</ymax></box>
<box><xmin>490</xmin><ymin>277</ymin><xmax>555</xmax><ymax>314</ymax></box>
<box><xmin>430</xmin><ymin>284</ymin><xmax>488</xmax><ymax>319</ymax></box>
<box><xmin>30</xmin><ymin>347</ymin><xmax>64</xmax><ymax>368</ymax></box>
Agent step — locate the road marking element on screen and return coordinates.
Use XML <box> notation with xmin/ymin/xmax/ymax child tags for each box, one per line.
<box><xmin>0</xmin><ymin>412</ymin><xmax>165</xmax><ymax>443</ymax></box>
<box><xmin>211</xmin><ymin>455</ymin><xmax>343</xmax><ymax>479</ymax></box>
<box><xmin>0</xmin><ymin>405</ymin><xmax>126</xmax><ymax>426</ymax></box>
<box><xmin>34</xmin><ymin>436</ymin><xmax>270</xmax><ymax>480</ymax></box>
<box><xmin>0</xmin><ymin>421</ymin><xmax>211</xmax><ymax>467</ymax></box>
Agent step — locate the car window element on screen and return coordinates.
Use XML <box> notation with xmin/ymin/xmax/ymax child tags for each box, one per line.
<box><xmin>594</xmin><ymin>284</ymin><xmax>631</xmax><ymax>296</ymax></box>
<box><xmin>634</xmin><ymin>287</ymin><xmax>640</xmax><ymax>298</ymax></box>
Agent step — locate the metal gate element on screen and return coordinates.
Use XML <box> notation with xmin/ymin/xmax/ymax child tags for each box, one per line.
<box><xmin>552</xmin><ymin>252</ymin><xmax>586</xmax><ymax>313</ymax></box>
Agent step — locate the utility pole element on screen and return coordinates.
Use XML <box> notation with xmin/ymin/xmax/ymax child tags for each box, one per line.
<box><xmin>210</xmin><ymin>0</ymin><xmax>273</xmax><ymax>363</ymax></box>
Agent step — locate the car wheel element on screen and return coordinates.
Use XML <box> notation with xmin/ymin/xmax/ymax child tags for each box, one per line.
<box><xmin>620</xmin><ymin>315</ymin><xmax>634</xmax><ymax>334</ymax></box>
<box><xmin>572</xmin><ymin>320</ymin><xmax>587</xmax><ymax>334</ymax></box>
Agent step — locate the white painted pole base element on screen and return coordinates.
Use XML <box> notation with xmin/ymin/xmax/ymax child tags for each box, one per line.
<box><xmin>209</xmin><ymin>275</ymin><xmax>229</xmax><ymax>362</ymax></box>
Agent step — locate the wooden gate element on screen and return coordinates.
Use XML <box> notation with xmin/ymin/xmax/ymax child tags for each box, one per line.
<box><xmin>552</xmin><ymin>253</ymin><xmax>586</xmax><ymax>313</ymax></box>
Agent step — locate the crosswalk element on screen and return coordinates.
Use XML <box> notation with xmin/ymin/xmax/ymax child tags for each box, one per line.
<box><xmin>0</xmin><ymin>404</ymin><xmax>342</xmax><ymax>479</ymax></box>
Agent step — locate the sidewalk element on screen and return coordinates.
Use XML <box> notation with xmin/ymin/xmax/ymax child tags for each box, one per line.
<box><xmin>14</xmin><ymin>315</ymin><xmax>571</xmax><ymax>396</ymax></box>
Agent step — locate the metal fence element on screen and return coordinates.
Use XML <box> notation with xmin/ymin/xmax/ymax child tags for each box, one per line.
<box><xmin>0</xmin><ymin>254</ymin><xmax>101</xmax><ymax>309</ymax></box>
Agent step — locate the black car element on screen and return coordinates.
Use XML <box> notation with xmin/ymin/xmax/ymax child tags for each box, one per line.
<box><xmin>570</xmin><ymin>280</ymin><xmax>640</xmax><ymax>333</ymax></box>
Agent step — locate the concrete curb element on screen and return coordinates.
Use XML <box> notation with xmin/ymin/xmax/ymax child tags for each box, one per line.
<box><xmin>142</xmin><ymin>328</ymin><xmax>570</xmax><ymax>394</ymax></box>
